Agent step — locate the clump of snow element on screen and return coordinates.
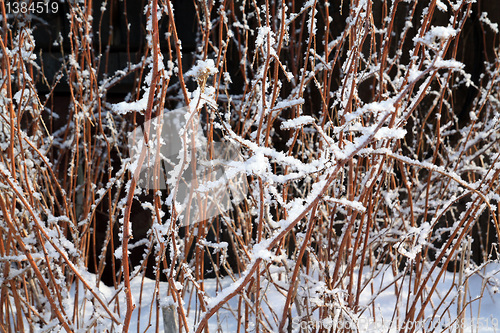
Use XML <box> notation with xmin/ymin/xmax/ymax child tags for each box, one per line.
<box><xmin>255</xmin><ymin>26</ymin><xmax>272</xmax><ymax>48</ymax></box>
<box><xmin>433</xmin><ymin>58</ymin><xmax>464</xmax><ymax>70</ymax></box>
<box><xmin>244</xmin><ymin>152</ymin><xmax>269</xmax><ymax>176</ymax></box>
<box><xmin>185</xmin><ymin>59</ymin><xmax>218</xmax><ymax>81</ymax></box>
<box><xmin>281</xmin><ymin>115</ymin><xmax>315</xmax><ymax>129</ymax></box>
<box><xmin>436</xmin><ymin>0</ymin><xmax>448</xmax><ymax>12</ymax></box>
<box><xmin>415</xmin><ymin>26</ymin><xmax>457</xmax><ymax>45</ymax></box>
<box><xmin>479</xmin><ymin>12</ymin><xmax>499</xmax><ymax>33</ymax></box>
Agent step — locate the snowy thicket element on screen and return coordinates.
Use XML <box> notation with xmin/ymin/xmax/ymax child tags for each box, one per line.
<box><xmin>1</xmin><ymin>0</ymin><xmax>500</xmax><ymax>332</ymax></box>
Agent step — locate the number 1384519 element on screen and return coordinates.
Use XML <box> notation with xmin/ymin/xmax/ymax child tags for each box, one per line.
<box><xmin>5</xmin><ymin>1</ymin><xmax>59</xmax><ymax>15</ymax></box>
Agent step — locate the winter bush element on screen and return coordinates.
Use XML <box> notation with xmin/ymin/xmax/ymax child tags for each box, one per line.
<box><xmin>0</xmin><ymin>0</ymin><xmax>499</xmax><ymax>332</ymax></box>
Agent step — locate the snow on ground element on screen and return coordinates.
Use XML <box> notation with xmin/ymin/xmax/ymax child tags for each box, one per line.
<box><xmin>71</xmin><ymin>262</ymin><xmax>500</xmax><ymax>332</ymax></box>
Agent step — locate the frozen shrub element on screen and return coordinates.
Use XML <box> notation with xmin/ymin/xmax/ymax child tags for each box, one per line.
<box><xmin>0</xmin><ymin>1</ymin><xmax>499</xmax><ymax>332</ymax></box>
